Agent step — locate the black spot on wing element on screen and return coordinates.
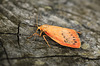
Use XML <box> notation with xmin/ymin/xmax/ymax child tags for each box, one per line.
<box><xmin>62</xmin><ymin>33</ymin><xmax>66</xmax><ymax>38</ymax></box>
<box><xmin>64</xmin><ymin>40</ymin><xmax>67</xmax><ymax>43</ymax></box>
<box><xmin>62</xmin><ymin>33</ymin><xmax>63</xmax><ymax>35</ymax></box>
<box><xmin>73</xmin><ymin>43</ymin><xmax>76</xmax><ymax>45</ymax></box>
<box><xmin>72</xmin><ymin>41</ymin><xmax>77</xmax><ymax>45</ymax></box>
<box><xmin>73</xmin><ymin>37</ymin><xmax>75</xmax><ymax>38</ymax></box>
<box><xmin>74</xmin><ymin>41</ymin><xmax>77</xmax><ymax>43</ymax></box>
<box><xmin>73</xmin><ymin>39</ymin><xmax>76</xmax><ymax>40</ymax></box>
<box><xmin>71</xmin><ymin>34</ymin><xmax>73</xmax><ymax>36</ymax></box>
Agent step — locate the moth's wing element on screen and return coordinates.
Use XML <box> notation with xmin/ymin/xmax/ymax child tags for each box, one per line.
<box><xmin>61</xmin><ymin>28</ymin><xmax>81</xmax><ymax>48</ymax></box>
<box><xmin>45</xmin><ymin>27</ymin><xmax>81</xmax><ymax>48</ymax></box>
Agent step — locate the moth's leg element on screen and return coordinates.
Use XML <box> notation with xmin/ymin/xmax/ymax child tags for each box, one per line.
<box><xmin>33</xmin><ymin>31</ymin><xmax>43</xmax><ymax>40</ymax></box>
<box><xmin>27</xmin><ymin>28</ymin><xmax>43</xmax><ymax>39</ymax></box>
<box><xmin>43</xmin><ymin>35</ymin><xmax>51</xmax><ymax>48</ymax></box>
<box><xmin>39</xmin><ymin>31</ymin><xmax>43</xmax><ymax>36</ymax></box>
<box><xmin>27</xmin><ymin>33</ymin><xmax>39</xmax><ymax>39</ymax></box>
<box><xmin>77</xmin><ymin>32</ymin><xmax>81</xmax><ymax>34</ymax></box>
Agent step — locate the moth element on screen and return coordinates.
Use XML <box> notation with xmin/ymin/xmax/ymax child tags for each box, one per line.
<box><xmin>28</xmin><ymin>24</ymin><xmax>81</xmax><ymax>48</ymax></box>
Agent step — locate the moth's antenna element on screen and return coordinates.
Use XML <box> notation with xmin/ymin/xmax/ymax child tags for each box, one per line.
<box><xmin>35</xmin><ymin>9</ymin><xmax>39</xmax><ymax>27</ymax></box>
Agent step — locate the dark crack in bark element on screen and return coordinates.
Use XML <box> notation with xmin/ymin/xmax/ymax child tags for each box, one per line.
<box><xmin>0</xmin><ymin>32</ymin><xmax>17</xmax><ymax>35</ymax></box>
<box><xmin>0</xmin><ymin>40</ymin><xmax>12</xmax><ymax>66</ymax></box>
<box><xmin>1</xmin><ymin>55</ymin><xmax>100</xmax><ymax>61</ymax></box>
<box><xmin>17</xmin><ymin>22</ymin><xmax>20</xmax><ymax>47</ymax></box>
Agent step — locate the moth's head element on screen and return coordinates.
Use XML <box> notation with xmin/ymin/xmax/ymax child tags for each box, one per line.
<box><xmin>38</xmin><ymin>24</ymin><xmax>49</xmax><ymax>31</ymax></box>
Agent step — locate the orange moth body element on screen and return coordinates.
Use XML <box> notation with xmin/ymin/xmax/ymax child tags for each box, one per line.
<box><xmin>37</xmin><ymin>24</ymin><xmax>81</xmax><ymax>48</ymax></box>
<box><xmin>28</xmin><ymin>24</ymin><xmax>81</xmax><ymax>48</ymax></box>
